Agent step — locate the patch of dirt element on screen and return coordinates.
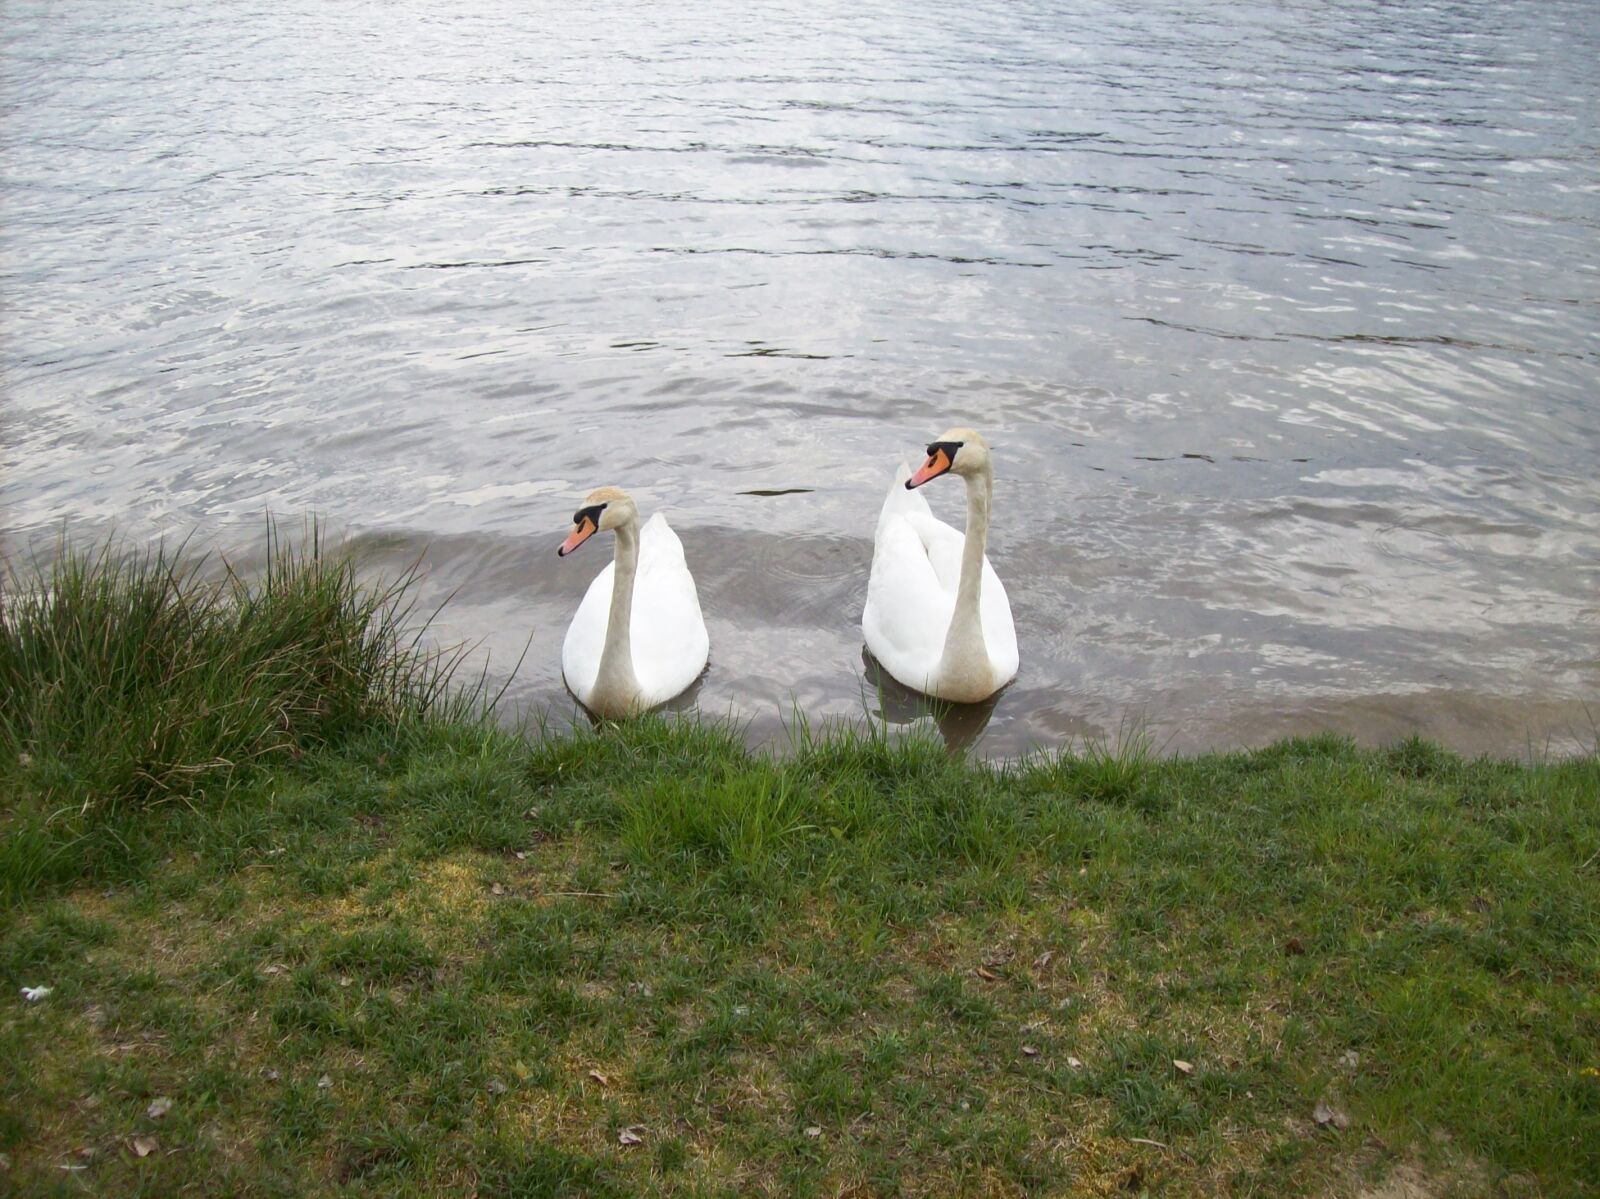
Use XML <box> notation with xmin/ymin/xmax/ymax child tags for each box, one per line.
<box><xmin>1355</xmin><ymin>1156</ymin><xmax>1493</xmax><ymax>1199</ymax></box>
<box><xmin>1357</xmin><ymin>1163</ymin><xmax>1448</xmax><ymax>1199</ymax></box>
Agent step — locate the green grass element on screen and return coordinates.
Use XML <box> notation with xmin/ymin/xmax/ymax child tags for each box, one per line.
<box><xmin>1</xmin><ymin>535</ymin><xmax>1597</xmax><ymax>1196</ymax></box>
<box><xmin>0</xmin><ymin>525</ymin><xmax>479</xmax><ymax>904</ymax></box>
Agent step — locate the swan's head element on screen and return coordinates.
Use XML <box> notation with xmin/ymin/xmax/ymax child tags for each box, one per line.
<box><xmin>558</xmin><ymin>486</ymin><xmax>636</xmax><ymax>557</ymax></box>
<box><xmin>907</xmin><ymin>426</ymin><xmax>990</xmax><ymax>489</ymax></box>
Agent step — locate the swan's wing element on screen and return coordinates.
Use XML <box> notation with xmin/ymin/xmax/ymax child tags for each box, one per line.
<box><xmin>902</xmin><ymin>510</ymin><xmax>967</xmax><ymax>596</ymax></box>
<box><xmin>876</xmin><ymin>458</ymin><xmax>969</xmax><ymax>595</ymax></box>
<box><xmin>560</xmin><ymin>559</ymin><xmax>615</xmax><ymax>704</ymax></box>
<box><xmin>863</xmin><ymin>511</ymin><xmax>954</xmax><ymax>692</ymax></box>
<box><xmin>865</xmin><ymin>459</ymin><xmax>1019</xmax><ymax>693</ymax></box>
<box><xmin>629</xmin><ymin>513</ymin><xmax>709</xmax><ymax>705</ymax></box>
<box><xmin>896</xmin><ymin>510</ymin><xmax>1019</xmax><ymax>688</ymax></box>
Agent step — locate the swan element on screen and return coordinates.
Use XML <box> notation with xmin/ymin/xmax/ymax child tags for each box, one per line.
<box><xmin>558</xmin><ymin>487</ymin><xmax>709</xmax><ymax>718</ymax></box>
<box><xmin>862</xmin><ymin>427</ymin><xmax>1019</xmax><ymax>703</ymax></box>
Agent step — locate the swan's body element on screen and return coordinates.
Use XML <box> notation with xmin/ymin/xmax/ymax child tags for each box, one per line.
<box><xmin>862</xmin><ymin>429</ymin><xmax>1018</xmax><ymax>703</ymax></box>
<box><xmin>559</xmin><ymin>490</ymin><xmax>708</xmax><ymax>718</ymax></box>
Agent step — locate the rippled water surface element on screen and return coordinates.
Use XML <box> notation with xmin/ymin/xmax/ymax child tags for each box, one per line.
<box><xmin>4</xmin><ymin>0</ymin><xmax>1598</xmax><ymax>754</ymax></box>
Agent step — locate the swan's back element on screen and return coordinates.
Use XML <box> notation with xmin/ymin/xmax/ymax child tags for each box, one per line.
<box><xmin>863</xmin><ymin>466</ymin><xmax>952</xmax><ymax>689</ymax></box>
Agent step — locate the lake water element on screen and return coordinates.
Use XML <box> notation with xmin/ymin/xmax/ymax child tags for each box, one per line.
<box><xmin>3</xmin><ymin>0</ymin><xmax>1597</xmax><ymax>756</ymax></box>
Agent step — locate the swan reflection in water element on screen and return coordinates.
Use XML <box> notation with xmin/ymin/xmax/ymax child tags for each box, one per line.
<box><xmin>860</xmin><ymin>646</ymin><xmax>1002</xmax><ymax>754</ymax></box>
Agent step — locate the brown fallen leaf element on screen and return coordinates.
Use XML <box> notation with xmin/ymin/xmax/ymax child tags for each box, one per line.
<box><xmin>146</xmin><ymin>1096</ymin><xmax>172</xmax><ymax>1120</ymax></box>
<box><xmin>1312</xmin><ymin>1099</ymin><xmax>1350</xmax><ymax>1129</ymax></box>
<box><xmin>974</xmin><ymin>966</ymin><xmax>998</xmax><ymax>982</ymax></box>
<box><xmin>1340</xmin><ymin>1050</ymin><xmax>1360</xmax><ymax>1071</ymax></box>
<box><xmin>587</xmin><ymin>1070</ymin><xmax>611</xmax><ymax>1087</ymax></box>
<box><xmin>486</xmin><ymin>1078</ymin><xmax>508</xmax><ymax>1095</ymax></box>
<box><xmin>1066</xmin><ymin>1056</ymin><xmax>1084</xmax><ymax>1069</ymax></box>
<box><xmin>803</xmin><ymin>1125</ymin><xmax>822</xmax><ymax>1139</ymax></box>
<box><xmin>1283</xmin><ymin>936</ymin><xmax>1305</xmax><ymax>956</ymax></box>
<box><xmin>1173</xmin><ymin>1059</ymin><xmax>1194</xmax><ymax>1076</ymax></box>
<box><xmin>618</xmin><ymin>1125</ymin><xmax>645</xmax><ymax>1146</ymax></box>
<box><xmin>130</xmin><ymin>1136</ymin><xmax>158</xmax><ymax>1158</ymax></box>
<box><xmin>1033</xmin><ymin>950</ymin><xmax>1054</xmax><ymax>970</ymax></box>
<box><xmin>490</xmin><ymin>883</ymin><xmax>506</xmax><ymax>896</ymax></box>
<box><xmin>1022</xmin><ymin>1045</ymin><xmax>1039</xmax><ymax>1057</ymax></box>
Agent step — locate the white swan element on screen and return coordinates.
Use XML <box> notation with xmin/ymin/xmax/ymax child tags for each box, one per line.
<box><xmin>862</xmin><ymin>427</ymin><xmax>1019</xmax><ymax>703</ymax></box>
<box><xmin>558</xmin><ymin>487</ymin><xmax>709</xmax><ymax>718</ymax></box>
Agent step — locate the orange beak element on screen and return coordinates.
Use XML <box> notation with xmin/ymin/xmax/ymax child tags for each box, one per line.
<box><xmin>558</xmin><ymin>516</ymin><xmax>597</xmax><ymax>557</ymax></box>
<box><xmin>907</xmin><ymin>447</ymin><xmax>952</xmax><ymax>489</ymax></box>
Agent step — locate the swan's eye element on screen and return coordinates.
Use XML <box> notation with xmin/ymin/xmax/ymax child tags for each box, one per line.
<box><xmin>927</xmin><ymin>440</ymin><xmax>963</xmax><ymax>460</ymax></box>
<box><xmin>573</xmin><ymin>503</ymin><xmax>606</xmax><ymax>526</ymax></box>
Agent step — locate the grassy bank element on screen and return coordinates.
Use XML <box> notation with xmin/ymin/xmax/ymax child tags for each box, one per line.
<box><xmin>0</xmin><ymin>529</ymin><xmax>475</xmax><ymax>904</ymax></box>
<box><xmin>1</xmin><ymin>538</ymin><xmax>1597</xmax><ymax>1196</ymax></box>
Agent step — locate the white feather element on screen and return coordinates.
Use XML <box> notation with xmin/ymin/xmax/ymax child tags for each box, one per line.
<box><xmin>862</xmin><ymin>463</ymin><xmax>1018</xmax><ymax>699</ymax></box>
<box><xmin>562</xmin><ymin>512</ymin><xmax>709</xmax><ymax>709</ymax></box>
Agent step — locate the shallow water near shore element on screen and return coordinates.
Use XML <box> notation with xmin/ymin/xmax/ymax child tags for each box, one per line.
<box><xmin>3</xmin><ymin>0</ymin><xmax>1597</xmax><ymax>756</ymax></box>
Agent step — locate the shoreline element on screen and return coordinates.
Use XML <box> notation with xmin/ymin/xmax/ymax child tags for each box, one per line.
<box><xmin>280</xmin><ymin>518</ymin><xmax>1600</xmax><ymax>766</ymax></box>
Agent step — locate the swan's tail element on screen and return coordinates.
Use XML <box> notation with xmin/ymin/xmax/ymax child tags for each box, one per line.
<box><xmin>876</xmin><ymin>457</ymin><xmax>932</xmax><ymax>538</ymax></box>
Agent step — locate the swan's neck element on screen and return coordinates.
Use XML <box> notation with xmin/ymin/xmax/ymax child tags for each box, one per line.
<box><xmin>591</xmin><ymin>519</ymin><xmax>642</xmax><ymax>717</ymax></box>
<box><xmin>936</xmin><ymin>466</ymin><xmax>996</xmax><ymax>702</ymax></box>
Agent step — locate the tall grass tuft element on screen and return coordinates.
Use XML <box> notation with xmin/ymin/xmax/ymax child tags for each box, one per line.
<box><xmin>1044</xmin><ymin>719</ymin><xmax>1158</xmax><ymax>806</ymax></box>
<box><xmin>0</xmin><ymin>524</ymin><xmax>477</xmax><ymax>900</ymax></box>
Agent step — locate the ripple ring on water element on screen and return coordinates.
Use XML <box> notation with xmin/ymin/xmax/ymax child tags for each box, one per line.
<box><xmin>1372</xmin><ymin>525</ymin><xmax>1463</xmax><ymax>567</ymax></box>
<box><xmin>761</xmin><ymin>533</ymin><xmax>865</xmax><ymax>583</ymax></box>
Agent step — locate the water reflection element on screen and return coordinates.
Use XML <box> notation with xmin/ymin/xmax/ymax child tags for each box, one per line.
<box><xmin>862</xmin><ymin>648</ymin><xmax>1001</xmax><ymax>755</ymax></box>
